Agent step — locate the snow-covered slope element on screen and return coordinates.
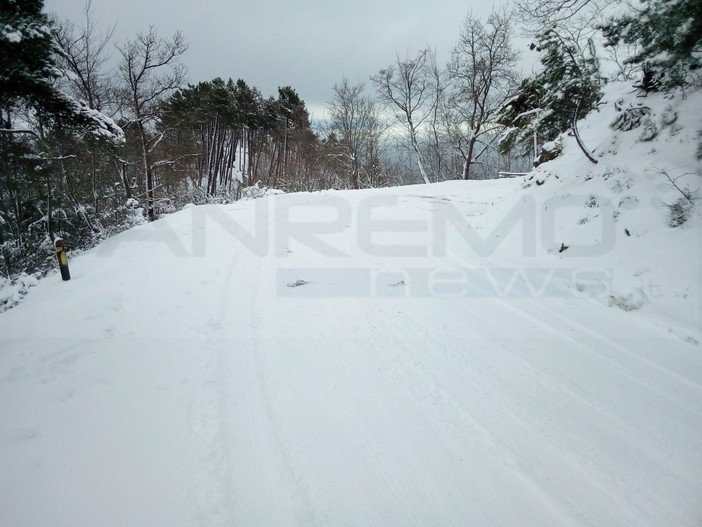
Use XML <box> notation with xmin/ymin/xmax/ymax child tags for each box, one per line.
<box><xmin>512</xmin><ymin>81</ymin><xmax>702</xmax><ymax>332</ymax></box>
<box><xmin>0</xmin><ymin>82</ymin><xmax>701</xmax><ymax>526</ymax></box>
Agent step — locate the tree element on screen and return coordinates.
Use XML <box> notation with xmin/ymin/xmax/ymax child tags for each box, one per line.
<box><xmin>230</xmin><ymin>79</ymin><xmax>264</xmax><ymax>186</ymax></box>
<box><xmin>0</xmin><ymin>0</ymin><xmax>124</xmax><ymax>278</ymax></box>
<box><xmin>117</xmin><ymin>27</ymin><xmax>187</xmax><ymax>221</ymax></box>
<box><xmin>446</xmin><ymin>10</ymin><xmax>519</xmax><ymax>179</ymax></box>
<box><xmin>514</xmin><ymin>0</ymin><xmax>596</xmax><ymax>28</ymax></box>
<box><xmin>600</xmin><ymin>0</ymin><xmax>702</xmax><ymax>90</ymax></box>
<box><xmin>1</xmin><ymin>0</ymin><xmax>61</xmax><ymax>127</ymax></box>
<box><xmin>165</xmin><ymin>78</ymin><xmax>244</xmax><ymax>198</ymax></box>
<box><xmin>496</xmin><ymin>27</ymin><xmax>604</xmax><ymax>164</ymax></box>
<box><xmin>53</xmin><ymin>0</ymin><xmax>115</xmax><ymax>112</ymax></box>
<box><xmin>0</xmin><ymin>0</ymin><xmax>122</xmax><ymax>138</ymax></box>
<box><xmin>327</xmin><ymin>79</ymin><xmax>383</xmax><ymax>189</ymax></box>
<box><xmin>52</xmin><ymin>1</ymin><xmax>127</xmax><ymax>230</ymax></box>
<box><xmin>371</xmin><ymin>48</ymin><xmax>436</xmax><ymax>184</ymax></box>
<box><xmin>272</xmin><ymin>86</ymin><xmax>312</xmax><ymax>187</ymax></box>
<box><xmin>163</xmin><ymin>79</ymin><xmax>321</xmax><ymax>197</ymax></box>
<box><xmin>422</xmin><ymin>50</ymin><xmax>448</xmax><ymax>181</ymax></box>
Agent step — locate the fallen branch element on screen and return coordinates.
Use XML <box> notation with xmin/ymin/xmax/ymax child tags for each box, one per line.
<box><xmin>654</xmin><ymin>166</ymin><xmax>699</xmax><ymax>203</ymax></box>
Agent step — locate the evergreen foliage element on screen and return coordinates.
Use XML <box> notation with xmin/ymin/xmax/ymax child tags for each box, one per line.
<box><xmin>0</xmin><ymin>0</ymin><xmax>123</xmax><ymax>278</ymax></box>
<box><xmin>600</xmin><ymin>0</ymin><xmax>702</xmax><ymax>90</ymax></box>
<box><xmin>0</xmin><ymin>0</ymin><xmax>122</xmax><ymax>138</ymax></box>
<box><xmin>0</xmin><ymin>0</ymin><xmax>64</xmax><ymax>120</ymax></box>
<box><xmin>496</xmin><ymin>28</ymin><xmax>604</xmax><ymax>157</ymax></box>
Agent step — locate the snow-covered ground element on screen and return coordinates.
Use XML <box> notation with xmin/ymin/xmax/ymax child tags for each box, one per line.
<box><xmin>0</xmin><ymin>82</ymin><xmax>701</xmax><ymax>526</ymax></box>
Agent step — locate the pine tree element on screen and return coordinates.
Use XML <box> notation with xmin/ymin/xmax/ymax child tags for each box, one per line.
<box><xmin>0</xmin><ymin>0</ymin><xmax>123</xmax><ymax>278</ymax></box>
<box><xmin>1</xmin><ymin>0</ymin><xmax>62</xmax><ymax>123</ymax></box>
<box><xmin>600</xmin><ymin>0</ymin><xmax>702</xmax><ymax>90</ymax></box>
<box><xmin>496</xmin><ymin>28</ymin><xmax>604</xmax><ymax>163</ymax></box>
<box><xmin>0</xmin><ymin>0</ymin><xmax>122</xmax><ymax>138</ymax></box>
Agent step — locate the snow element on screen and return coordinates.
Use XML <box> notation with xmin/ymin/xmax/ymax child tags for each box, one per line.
<box><xmin>0</xmin><ymin>82</ymin><xmax>701</xmax><ymax>526</ymax></box>
<box><xmin>240</xmin><ymin>182</ymin><xmax>284</xmax><ymax>200</ymax></box>
<box><xmin>0</xmin><ymin>273</ymin><xmax>39</xmax><ymax>313</ymax></box>
<box><xmin>71</xmin><ymin>98</ymin><xmax>125</xmax><ymax>144</ymax></box>
<box><xmin>3</xmin><ymin>30</ymin><xmax>22</xmax><ymax>43</ymax></box>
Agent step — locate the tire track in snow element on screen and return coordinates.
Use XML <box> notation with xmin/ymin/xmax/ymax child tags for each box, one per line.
<box><xmin>190</xmin><ymin>340</ymin><xmax>233</xmax><ymax>526</ymax></box>
<box><xmin>211</xmin><ymin>201</ymin><xmax>322</xmax><ymax>525</ymax></box>
<box><xmin>189</xmin><ymin>257</ymin><xmax>242</xmax><ymax>526</ymax></box>
<box><xmin>368</xmin><ymin>305</ymin><xmax>587</xmax><ymax>526</ymax></box>
<box><xmin>387</xmin><ymin>300</ymin><xmax>701</xmax><ymax>526</ymax></box>
<box><xmin>504</xmin><ymin>296</ymin><xmax>702</xmax><ymax>400</ymax></box>
<box><xmin>188</xmin><ymin>201</ymin><xmax>273</xmax><ymax>525</ymax></box>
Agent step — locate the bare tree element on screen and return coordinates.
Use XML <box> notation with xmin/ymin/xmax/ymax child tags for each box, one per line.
<box><xmin>371</xmin><ymin>48</ymin><xmax>437</xmax><ymax>184</ymax></box>
<box><xmin>423</xmin><ymin>49</ymin><xmax>453</xmax><ymax>182</ymax></box>
<box><xmin>52</xmin><ymin>1</ymin><xmax>125</xmax><ymax>219</ymax></box>
<box><xmin>514</xmin><ymin>0</ymin><xmax>596</xmax><ymax>27</ymax></box>
<box><xmin>327</xmin><ymin>79</ymin><xmax>384</xmax><ymax>189</ymax></box>
<box><xmin>603</xmin><ymin>40</ymin><xmax>640</xmax><ymax>82</ymax></box>
<box><xmin>53</xmin><ymin>0</ymin><xmax>115</xmax><ymax>111</ymax></box>
<box><xmin>446</xmin><ymin>10</ymin><xmax>519</xmax><ymax>180</ymax></box>
<box><xmin>117</xmin><ymin>27</ymin><xmax>187</xmax><ymax>221</ymax></box>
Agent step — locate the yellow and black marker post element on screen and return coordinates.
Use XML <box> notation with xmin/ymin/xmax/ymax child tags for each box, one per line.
<box><xmin>54</xmin><ymin>238</ymin><xmax>71</xmax><ymax>281</ymax></box>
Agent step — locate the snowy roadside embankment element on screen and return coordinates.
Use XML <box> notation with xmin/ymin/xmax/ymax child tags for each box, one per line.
<box><xmin>483</xmin><ymin>81</ymin><xmax>702</xmax><ymax>335</ymax></box>
<box><xmin>0</xmin><ymin>273</ymin><xmax>39</xmax><ymax>314</ymax></box>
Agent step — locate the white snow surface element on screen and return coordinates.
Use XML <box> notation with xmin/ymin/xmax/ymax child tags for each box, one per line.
<box><xmin>1</xmin><ymin>82</ymin><xmax>701</xmax><ymax>526</ymax></box>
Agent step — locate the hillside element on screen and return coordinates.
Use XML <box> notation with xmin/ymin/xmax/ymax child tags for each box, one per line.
<box><xmin>492</xmin><ymin>80</ymin><xmax>702</xmax><ymax>336</ymax></box>
<box><xmin>0</xmin><ymin>82</ymin><xmax>700</xmax><ymax>526</ymax></box>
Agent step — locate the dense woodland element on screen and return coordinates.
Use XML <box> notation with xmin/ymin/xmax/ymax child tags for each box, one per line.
<box><xmin>1</xmin><ymin>0</ymin><xmax>700</xmax><ymax>279</ymax></box>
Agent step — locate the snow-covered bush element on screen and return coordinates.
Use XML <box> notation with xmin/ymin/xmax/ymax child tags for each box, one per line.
<box><xmin>212</xmin><ymin>185</ymin><xmax>241</xmax><ymax>205</ymax></box>
<box><xmin>0</xmin><ymin>273</ymin><xmax>40</xmax><ymax>313</ymax></box>
<box><xmin>638</xmin><ymin>118</ymin><xmax>659</xmax><ymax>141</ymax></box>
<box><xmin>610</xmin><ymin>104</ymin><xmax>650</xmax><ymax>131</ymax></box>
<box><xmin>185</xmin><ymin>183</ymin><xmax>243</xmax><ymax>205</ymax></box>
<box><xmin>667</xmin><ymin>197</ymin><xmax>694</xmax><ymax>228</ymax></box>
<box><xmin>103</xmin><ymin>198</ymin><xmax>145</xmax><ymax>236</ymax></box>
<box><xmin>534</xmin><ymin>137</ymin><xmax>563</xmax><ymax>167</ymax></box>
<box><xmin>661</xmin><ymin>106</ymin><xmax>678</xmax><ymax>126</ymax></box>
<box><xmin>608</xmin><ymin>290</ymin><xmax>645</xmax><ymax>312</ymax></box>
<box><xmin>240</xmin><ymin>183</ymin><xmax>284</xmax><ymax>200</ymax></box>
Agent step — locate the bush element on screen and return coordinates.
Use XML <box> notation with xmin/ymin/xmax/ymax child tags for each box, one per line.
<box><xmin>0</xmin><ymin>273</ymin><xmax>40</xmax><ymax>313</ymax></box>
<box><xmin>667</xmin><ymin>197</ymin><xmax>694</xmax><ymax>227</ymax></box>
<box><xmin>639</xmin><ymin>118</ymin><xmax>659</xmax><ymax>141</ymax></box>
<box><xmin>610</xmin><ymin>104</ymin><xmax>650</xmax><ymax>131</ymax></box>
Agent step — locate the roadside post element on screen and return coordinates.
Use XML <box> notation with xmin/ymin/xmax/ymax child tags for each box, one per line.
<box><xmin>54</xmin><ymin>238</ymin><xmax>71</xmax><ymax>281</ymax></box>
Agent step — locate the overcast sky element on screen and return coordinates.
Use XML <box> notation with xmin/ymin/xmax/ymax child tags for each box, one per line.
<box><xmin>45</xmin><ymin>0</ymin><xmax>519</xmax><ymax>120</ymax></box>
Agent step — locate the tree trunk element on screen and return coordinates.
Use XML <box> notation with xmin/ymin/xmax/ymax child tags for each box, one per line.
<box><xmin>137</xmin><ymin>121</ymin><xmax>155</xmax><ymax>221</ymax></box>
<box><xmin>462</xmin><ymin>138</ymin><xmax>476</xmax><ymax>180</ymax></box>
<box><xmin>410</xmin><ymin>134</ymin><xmax>430</xmax><ymax>184</ymax></box>
<box><xmin>572</xmin><ymin>98</ymin><xmax>598</xmax><ymax>164</ymax></box>
<box><xmin>571</xmin><ymin>120</ymin><xmax>598</xmax><ymax>164</ymax></box>
<box><xmin>352</xmin><ymin>157</ymin><xmax>360</xmax><ymax>189</ymax></box>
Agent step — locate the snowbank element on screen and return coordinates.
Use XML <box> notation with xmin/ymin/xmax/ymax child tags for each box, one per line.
<box><xmin>481</xmin><ymin>80</ymin><xmax>701</xmax><ymax>332</ymax></box>
<box><xmin>0</xmin><ymin>273</ymin><xmax>39</xmax><ymax>313</ymax></box>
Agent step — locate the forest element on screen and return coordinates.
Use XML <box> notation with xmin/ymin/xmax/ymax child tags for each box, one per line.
<box><xmin>1</xmin><ymin>0</ymin><xmax>700</xmax><ymax>279</ymax></box>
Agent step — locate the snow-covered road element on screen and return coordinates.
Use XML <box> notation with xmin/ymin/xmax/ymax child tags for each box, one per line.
<box><xmin>1</xmin><ymin>180</ymin><xmax>701</xmax><ymax>526</ymax></box>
